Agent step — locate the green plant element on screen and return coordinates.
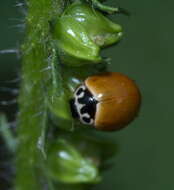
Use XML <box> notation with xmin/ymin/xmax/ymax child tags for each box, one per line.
<box><xmin>0</xmin><ymin>0</ymin><xmax>140</xmax><ymax>189</ymax></box>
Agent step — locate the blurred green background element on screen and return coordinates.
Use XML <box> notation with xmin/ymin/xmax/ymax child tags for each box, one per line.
<box><xmin>0</xmin><ymin>0</ymin><xmax>174</xmax><ymax>189</ymax></box>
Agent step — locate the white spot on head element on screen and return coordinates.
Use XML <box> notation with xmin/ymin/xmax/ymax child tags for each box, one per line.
<box><xmin>78</xmin><ymin>91</ymin><xmax>85</xmax><ymax>98</ymax></box>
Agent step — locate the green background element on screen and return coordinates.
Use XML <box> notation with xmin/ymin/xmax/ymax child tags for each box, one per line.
<box><xmin>0</xmin><ymin>0</ymin><xmax>173</xmax><ymax>189</ymax></box>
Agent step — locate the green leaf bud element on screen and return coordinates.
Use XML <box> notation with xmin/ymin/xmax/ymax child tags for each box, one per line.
<box><xmin>53</xmin><ymin>2</ymin><xmax>123</xmax><ymax>66</ymax></box>
<box><xmin>59</xmin><ymin>132</ymin><xmax>118</xmax><ymax>168</ymax></box>
<box><xmin>63</xmin><ymin>2</ymin><xmax>123</xmax><ymax>47</ymax></box>
<box><xmin>54</xmin><ymin>17</ymin><xmax>102</xmax><ymax>66</ymax></box>
<box><xmin>47</xmin><ymin>139</ymin><xmax>101</xmax><ymax>183</ymax></box>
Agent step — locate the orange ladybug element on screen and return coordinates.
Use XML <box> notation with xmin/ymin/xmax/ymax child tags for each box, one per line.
<box><xmin>70</xmin><ymin>72</ymin><xmax>141</xmax><ymax>131</ymax></box>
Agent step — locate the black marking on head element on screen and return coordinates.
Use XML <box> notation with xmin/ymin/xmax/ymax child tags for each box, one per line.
<box><xmin>70</xmin><ymin>84</ymin><xmax>98</xmax><ymax>125</ymax></box>
<box><xmin>77</xmin><ymin>88</ymin><xmax>98</xmax><ymax>120</ymax></box>
<box><xmin>76</xmin><ymin>87</ymin><xmax>84</xmax><ymax>96</ymax></box>
<box><xmin>82</xmin><ymin>117</ymin><xmax>91</xmax><ymax>124</ymax></box>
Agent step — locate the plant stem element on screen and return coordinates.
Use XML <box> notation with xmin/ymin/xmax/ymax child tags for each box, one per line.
<box><xmin>16</xmin><ymin>0</ymin><xmax>64</xmax><ymax>189</ymax></box>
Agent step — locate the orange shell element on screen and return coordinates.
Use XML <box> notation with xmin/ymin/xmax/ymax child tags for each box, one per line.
<box><xmin>85</xmin><ymin>72</ymin><xmax>141</xmax><ymax>131</ymax></box>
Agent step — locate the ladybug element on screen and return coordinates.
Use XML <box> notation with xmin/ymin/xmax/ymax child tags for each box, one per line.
<box><xmin>70</xmin><ymin>72</ymin><xmax>141</xmax><ymax>131</ymax></box>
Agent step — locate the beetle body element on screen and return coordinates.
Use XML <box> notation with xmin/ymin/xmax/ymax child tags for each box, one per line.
<box><xmin>70</xmin><ymin>72</ymin><xmax>141</xmax><ymax>131</ymax></box>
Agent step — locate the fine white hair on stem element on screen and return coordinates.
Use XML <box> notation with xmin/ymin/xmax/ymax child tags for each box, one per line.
<box><xmin>15</xmin><ymin>1</ymin><xmax>27</xmax><ymax>15</ymax></box>
<box><xmin>8</xmin><ymin>18</ymin><xmax>25</xmax><ymax>22</ymax></box>
<box><xmin>9</xmin><ymin>23</ymin><xmax>25</xmax><ymax>31</ymax></box>
<box><xmin>0</xmin><ymin>99</ymin><xmax>17</xmax><ymax>106</ymax></box>
<box><xmin>39</xmin><ymin>66</ymin><xmax>52</xmax><ymax>73</ymax></box>
<box><xmin>31</xmin><ymin>111</ymin><xmax>45</xmax><ymax>118</ymax></box>
<box><xmin>0</xmin><ymin>77</ymin><xmax>20</xmax><ymax>84</ymax></box>
<box><xmin>15</xmin><ymin>1</ymin><xmax>24</xmax><ymax>7</ymax></box>
<box><xmin>0</xmin><ymin>48</ymin><xmax>20</xmax><ymax>60</ymax></box>
<box><xmin>0</xmin><ymin>87</ymin><xmax>18</xmax><ymax>95</ymax></box>
<box><xmin>0</xmin><ymin>49</ymin><xmax>19</xmax><ymax>54</ymax></box>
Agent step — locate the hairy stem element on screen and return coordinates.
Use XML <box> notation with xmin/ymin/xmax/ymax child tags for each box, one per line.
<box><xmin>16</xmin><ymin>0</ymin><xmax>64</xmax><ymax>189</ymax></box>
